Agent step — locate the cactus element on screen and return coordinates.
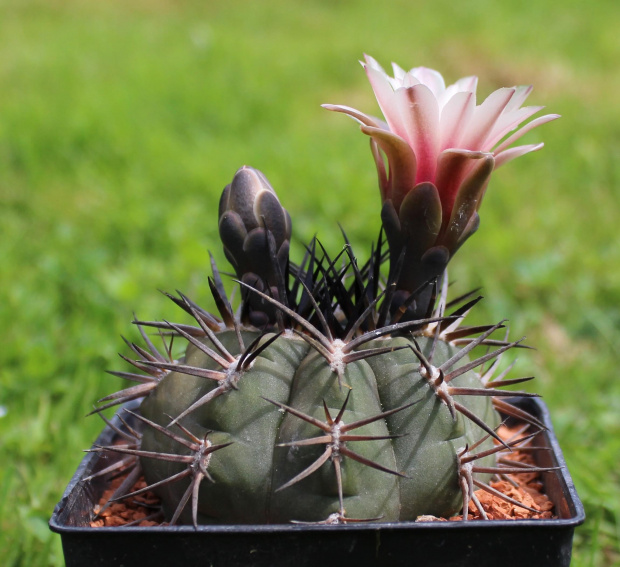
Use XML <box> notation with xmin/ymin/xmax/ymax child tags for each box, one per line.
<box><xmin>91</xmin><ymin>58</ymin><xmax>558</xmax><ymax>527</ymax></box>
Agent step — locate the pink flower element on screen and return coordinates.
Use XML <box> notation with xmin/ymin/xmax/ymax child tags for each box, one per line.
<box><xmin>324</xmin><ymin>55</ymin><xmax>559</xmax><ymax>242</ymax></box>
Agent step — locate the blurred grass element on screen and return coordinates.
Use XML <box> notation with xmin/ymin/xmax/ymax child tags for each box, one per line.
<box><xmin>0</xmin><ymin>0</ymin><xmax>618</xmax><ymax>565</ymax></box>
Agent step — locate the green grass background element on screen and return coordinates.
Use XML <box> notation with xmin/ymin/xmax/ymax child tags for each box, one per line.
<box><xmin>1</xmin><ymin>0</ymin><xmax>618</xmax><ymax>565</ymax></box>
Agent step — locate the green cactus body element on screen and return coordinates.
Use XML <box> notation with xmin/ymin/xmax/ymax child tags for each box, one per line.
<box><xmin>95</xmin><ymin>166</ymin><xmax>542</xmax><ymax>527</ymax></box>
<box><xmin>139</xmin><ymin>331</ymin><xmax>498</xmax><ymax>524</ymax></box>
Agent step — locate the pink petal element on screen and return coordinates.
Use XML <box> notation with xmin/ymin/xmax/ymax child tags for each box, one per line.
<box><xmin>391</xmin><ymin>62</ymin><xmax>409</xmax><ymax>85</ymax></box>
<box><xmin>409</xmin><ymin>67</ymin><xmax>446</xmax><ymax>98</ymax></box>
<box><xmin>450</xmin><ymin>75</ymin><xmax>478</xmax><ymax>93</ymax></box>
<box><xmin>493</xmin><ymin>113</ymin><xmax>560</xmax><ymax>154</ymax></box>
<box><xmin>321</xmin><ymin>104</ymin><xmax>384</xmax><ymax>128</ymax></box>
<box><xmin>439</xmin><ymin>91</ymin><xmax>475</xmax><ymax>151</ymax></box>
<box><xmin>460</xmin><ymin>87</ymin><xmax>515</xmax><ymax>151</ymax></box>
<box><xmin>442</xmin><ymin>76</ymin><xmax>478</xmax><ymax>107</ymax></box>
<box><xmin>494</xmin><ymin>143</ymin><xmax>544</xmax><ymax>168</ymax></box>
<box><xmin>440</xmin><ymin>154</ymin><xmax>494</xmax><ymax>250</ymax></box>
<box><xmin>394</xmin><ymin>84</ymin><xmax>440</xmax><ymax>183</ymax></box>
<box><xmin>360</xmin><ymin>124</ymin><xmax>417</xmax><ymax>209</ymax></box>
<box><xmin>363</xmin><ymin>53</ymin><xmax>387</xmax><ymax>73</ymax></box>
<box><xmin>401</xmin><ymin>72</ymin><xmax>421</xmax><ymax>88</ymax></box>
<box><xmin>483</xmin><ymin>105</ymin><xmax>544</xmax><ymax>150</ymax></box>
<box><xmin>504</xmin><ymin>85</ymin><xmax>533</xmax><ymax>112</ymax></box>
<box><xmin>435</xmin><ymin>149</ymin><xmax>491</xmax><ymax>223</ymax></box>
<box><xmin>364</xmin><ymin>65</ymin><xmax>408</xmax><ymax>141</ymax></box>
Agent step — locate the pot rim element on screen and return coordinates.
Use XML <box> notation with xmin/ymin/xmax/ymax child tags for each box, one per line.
<box><xmin>50</xmin><ymin>397</ymin><xmax>585</xmax><ymax>534</ymax></box>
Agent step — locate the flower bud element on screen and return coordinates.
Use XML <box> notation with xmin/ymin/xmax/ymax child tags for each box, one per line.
<box><xmin>218</xmin><ymin>166</ymin><xmax>292</xmax><ymax>327</ymax></box>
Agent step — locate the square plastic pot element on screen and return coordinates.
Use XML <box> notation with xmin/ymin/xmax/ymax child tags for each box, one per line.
<box><xmin>50</xmin><ymin>398</ymin><xmax>584</xmax><ymax>567</ymax></box>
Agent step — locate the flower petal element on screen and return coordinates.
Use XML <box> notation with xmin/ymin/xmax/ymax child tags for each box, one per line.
<box><xmin>504</xmin><ymin>85</ymin><xmax>533</xmax><ymax>112</ymax></box>
<box><xmin>483</xmin><ymin>105</ymin><xmax>544</xmax><ymax>150</ymax></box>
<box><xmin>360</xmin><ymin>124</ymin><xmax>417</xmax><ymax>208</ymax></box>
<box><xmin>321</xmin><ymin>104</ymin><xmax>384</xmax><ymax>128</ymax></box>
<box><xmin>398</xmin><ymin>182</ymin><xmax>443</xmax><ymax>258</ymax></box>
<box><xmin>460</xmin><ymin>87</ymin><xmax>516</xmax><ymax>151</ymax></box>
<box><xmin>439</xmin><ymin>91</ymin><xmax>475</xmax><ymax>151</ymax></box>
<box><xmin>448</xmin><ymin>75</ymin><xmax>479</xmax><ymax>94</ymax></box>
<box><xmin>395</xmin><ymin>84</ymin><xmax>440</xmax><ymax>183</ymax></box>
<box><xmin>493</xmin><ymin>113</ymin><xmax>560</xmax><ymax>154</ymax></box>
<box><xmin>369</xmin><ymin>138</ymin><xmax>388</xmax><ymax>200</ymax></box>
<box><xmin>440</xmin><ymin>154</ymin><xmax>494</xmax><ymax>251</ymax></box>
<box><xmin>363</xmin><ymin>53</ymin><xmax>386</xmax><ymax>73</ymax></box>
<box><xmin>494</xmin><ymin>143</ymin><xmax>544</xmax><ymax>168</ymax></box>
<box><xmin>391</xmin><ymin>62</ymin><xmax>408</xmax><ymax>83</ymax></box>
<box><xmin>409</xmin><ymin>67</ymin><xmax>446</xmax><ymax>98</ymax></box>
<box><xmin>435</xmin><ymin>149</ymin><xmax>490</xmax><ymax>223</ymax></box>
<box><xmin>364</xmin><ymin>64</ymin><xmax>409</xmax><ymax>141</ymax></box>
<box><xmin>442</xmin><ymin>75</ymin><xmax>478</xmax><ymax>108</ymax></box>
<box><xmin>455</xmin><ymin>212</ymin><xmax>480</xmax><ymax>249</ymax></box>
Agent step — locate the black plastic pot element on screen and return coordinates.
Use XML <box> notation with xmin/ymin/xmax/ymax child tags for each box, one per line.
<box><xmin>50</xmin><ymin>398</ymin><xmax>584</xmax><ymax>567</ymax></box>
